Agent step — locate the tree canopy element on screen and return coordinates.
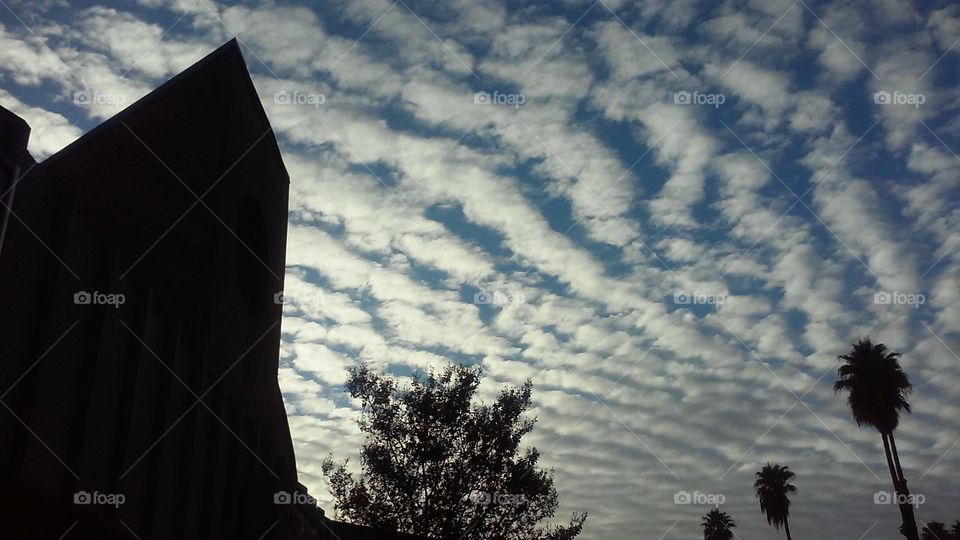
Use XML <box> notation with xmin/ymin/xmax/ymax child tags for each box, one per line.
<box><xmin>322</xmin><ymin>363</ymin><xmax>587</xmax><ymax>539</ymax></box>
<box><xmin>834</xmin><ymin>338</ymin><xmax>913</xmax><ymax>434</ymax></box>
<box><xmin>701</xmin><ymin>509</ymin><xmax>736</xmax><ymax>540</ymax></box>
<box><xmin>754</xmin><ymin>463</ymin><xmax>796</xmax><ymax>534</ymax></box>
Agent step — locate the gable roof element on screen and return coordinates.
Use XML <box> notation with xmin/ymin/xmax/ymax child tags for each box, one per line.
<box><xmin>42</xmin><ymin>38</ymin><xmax>287</xmax><ymax>183</ymax></box>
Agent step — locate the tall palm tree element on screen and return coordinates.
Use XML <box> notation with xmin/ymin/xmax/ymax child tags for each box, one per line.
<box><xmin>754</xmin><ymin>463</ymin><xmax>797</xmax><ymax>539</ymax></box>
<box><xmin>701</xmin><ymin>509</ymin><xmax>736</xmax><ymax>540</ymax></box>
<box><xmin>834</xmin><ymin>338</ymin><xmax>919</xmax><ymax>540</ymax></box>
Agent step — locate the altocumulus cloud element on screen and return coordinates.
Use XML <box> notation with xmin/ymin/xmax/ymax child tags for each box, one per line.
<box><xmin>1</xmin><ymin>0</ymin><xmax>957</xmax><ymax>537</ymax></box>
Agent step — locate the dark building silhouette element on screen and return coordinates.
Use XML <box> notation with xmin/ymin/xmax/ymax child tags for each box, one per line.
<box><xmin>0</xmin><ymin>40</ymin><xmax>422</xmax><ymax>540</ymax></box>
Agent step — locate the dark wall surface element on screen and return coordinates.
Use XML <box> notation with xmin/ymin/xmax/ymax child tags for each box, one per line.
<box><xmin>0</xmin><ymin>39</ymin><xmax>428</xmax><ymax>540</ymax></box>
<box><xmin>0</xmin><ymin>40</ymin><xmax>300</xmax><ymax>540</ymax></box>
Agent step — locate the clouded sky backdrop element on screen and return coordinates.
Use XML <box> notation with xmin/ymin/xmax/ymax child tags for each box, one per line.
<box><xmin>1</xmin><ymin>0</ymin><xmax>958</xmax><ymax>537</ymax></box>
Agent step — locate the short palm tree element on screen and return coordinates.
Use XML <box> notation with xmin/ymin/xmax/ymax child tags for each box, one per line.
<box><xmin>702</xmin><ymin>509</ymin><xmax>736</xmax><ymax>540</ymax></box>
<box><xmin>834</xmin><ymin>338</ymin><xmax>919</xmax><ymax>540</ymax></box>
<box><xmin>921</xmin><ymin>522</ymin><xmax>949</xmax><ymax>540</ymax></box>
<box><xmin>755</xmin><ymin>463</ymin><xmax>797</xmax><ymax>539</ymax></box>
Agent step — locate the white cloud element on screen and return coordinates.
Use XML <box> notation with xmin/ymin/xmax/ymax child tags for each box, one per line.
<box><xmin>0</xmin><ymin>89</ymin><xmax>81</xmax><ymax>158</ymax></box>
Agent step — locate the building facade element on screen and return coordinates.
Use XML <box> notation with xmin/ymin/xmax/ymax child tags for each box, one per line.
<box><xmin>0</xmin><ymin>40</ymin><xmax>420</xmax><ymax>540</ymax></box>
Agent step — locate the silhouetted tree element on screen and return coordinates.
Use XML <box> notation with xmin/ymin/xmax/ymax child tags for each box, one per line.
<box><xmin>322</xmin><ymin>364</ymin><xmax>587</xmax><ymax>539</ymax></box>
<box><xmin>754</xmin><ymin>463</ymin><xmax>797</xmax><ymax>539</ymax></box>
<box><xmin>701</xmin><ymin>509</ymin><xmax>736</xmax><ymax>540</ymax></box>
<box><xmin>921</xmin><ymin>521</ymin><xmax>950</xmax><ymax>540</ymax></box>
<box><xmin>834</xmin><ymin>338</ymin><xmax>920</xmax><ymax>540</ymax></box>
<box><xmin>952</xmin><ymin>521</ymin><xmax>960</xmax><ymax>538</ymax></box>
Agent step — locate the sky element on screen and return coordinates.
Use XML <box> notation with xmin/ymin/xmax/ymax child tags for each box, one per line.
<box><xmin>1</xmin><ymin>0</ymin><xmax>958</xmax><ymax>538</ymax></box>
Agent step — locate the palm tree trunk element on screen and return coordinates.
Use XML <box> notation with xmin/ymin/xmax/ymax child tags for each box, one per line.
<box><xmin>784</xmin><ymin>516</ymin><xmax>793</xmax><ymax>540</ymax></box>
<box><xmin>880</xmin><ymin>433</ymin><xmax>920</xmax><ymax>540</ymax></box>
<box><xmin>882</xmin><ymin>433</ymin><xmax>899</xmax><ymax>485</ymax></box>
<box><xmin>888</xmin><ymin>432</ymin><xmax>920</xmax><ymax>540</ymax></box>
<box><xmin>888</xmin><ymin>432</ymin><xmax>905</xmax><ymax>482</ymax></box>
